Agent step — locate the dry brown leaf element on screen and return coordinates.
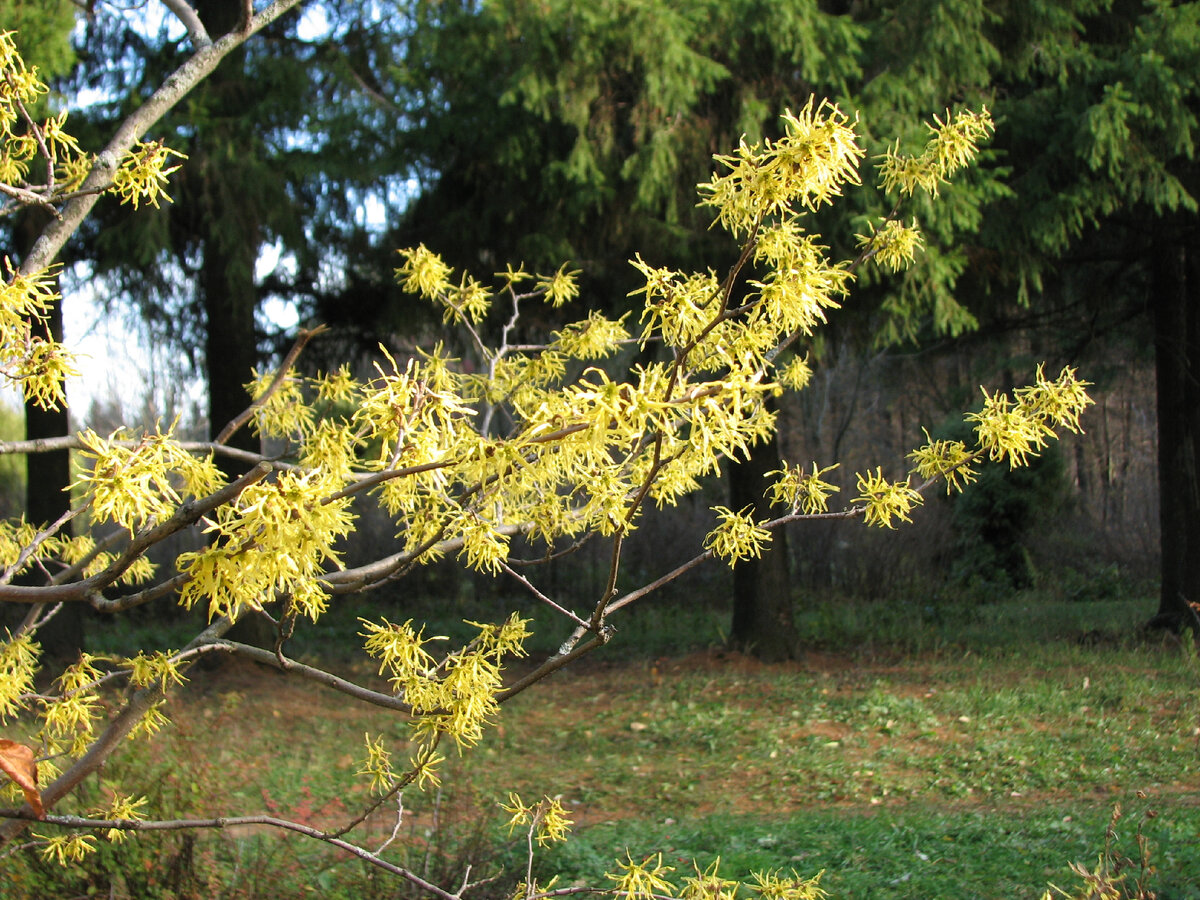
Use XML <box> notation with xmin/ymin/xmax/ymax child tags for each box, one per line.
<box><xmin>0</xmin><ymin>738</ymin><xmax>44</xmax><ymax>819</ymax></box>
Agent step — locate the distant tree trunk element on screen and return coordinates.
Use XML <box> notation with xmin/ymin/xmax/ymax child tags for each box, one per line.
<box><xmin>200</xmin><ymin>218</ymin><xmax>260</xmax><ymax>452</ymax></box>
<box><xmin>190</xmin><ymin>1</ymin><xmax>259</xmax><ymax>454</ymax></box>
<box><xmin>193</xmin><ymin>0</ymin><xmax>270</xmax><ymax>648</ymax></box>
<box><xmin>728</xmin><ymin>400</ymin><xmax>799</xmax><ymax>661</ymax></box>
<box><xmin>1148</xmin><ymin>227</ymin><xmax>1200</xmax><ymax>631</ymax></box>
<box><xmin>17</xmin><ymin>209</ymin><xmax>82</xmax><ymax>659</ymax></box>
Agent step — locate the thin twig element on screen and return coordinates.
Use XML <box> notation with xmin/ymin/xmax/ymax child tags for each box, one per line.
<box><xmin>0</xmin><ymin>810</ymin><xmax>461</xmax><ymax>900</ymax></box>
<box><xmin>371</xmin><ymin>792</ymin><xmax>406</xmax><ymax>858</ymax></box>
<box><xmin>500</xmin><ymin>561</ymin><xmax>589</xmax><ymax>629</ymax></box>
<box><xmin>214</xmin><ymin>325</ymin><xmax>326</xmax><ymax>446</ymax></box>
<box><xmin>0</xmin><ymin>505</ymin><xmax>84</xmax><ymax>586</ymax></box>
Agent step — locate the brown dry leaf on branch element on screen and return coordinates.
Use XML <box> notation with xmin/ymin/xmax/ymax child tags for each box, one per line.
<box><xmin>0</xmin><ymin>739</ymin><xmax>44</xmax><ymax>820</ymax></box>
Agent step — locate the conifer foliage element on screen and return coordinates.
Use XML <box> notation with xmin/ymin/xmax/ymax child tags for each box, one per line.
<box><xmin>0</xmin><ymin>6</ymin><xmax>1092</xmax><ymax>895</ymax></box>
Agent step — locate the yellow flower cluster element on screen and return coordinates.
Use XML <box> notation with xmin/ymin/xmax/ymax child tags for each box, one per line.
<box><xmin>698</xmin><ymin>98</ymin><xmax>865</xmax><ymax>235</ymax></box>
<box><xmin>969</xmin><ymin>365</ymin><xmax>1093</xmax><ymax>468</ymax></box>
<box><xmin>0</xmin><ymin>259</ymin><xmax>79</xmax><ymax>409</ymax></box>
<box><xmin>0</xmin><ymin>631</ymin><xmax>37</xmax><ymax>721</ymax></box>
<box><xmin>108</xmin><ymin>140</ymin><xmax>186</xmax><ymax>209</ymax></box>
<box><xmin>908</xmin><ymin>430</ymin><xmax>979</xmax><ymax>494</ymax></box>
<box><xmin>768</xmin><ymin>461</ymin><xmax>841</xmax><ymax>515</ymax></box>
<box><xmin>879</xmin><ymin>107</ymin><xmax>995</xmax><ymax>198</ymax></box>
<box><xmin>91</xmin><ymin>794</ymin><xmax>148</xmax><ymax>844</ymax></box>
<box><xmin>551</xmin><ymin>310</ymin><xmax>631</xmax><ymax>358</ymax></box>
<box><xmin>608</xmin><ymin>853</ymin><xmax>677</xmax><ymax>900</ymax></box>
<box><xmin>501</xmin><ymin>791</ymin><xmax>574</xmax><ymax>847</ymax></box>
<box><xmin>124</xmin><ymin>651</ymin><xmax>188</xmax><ymax>692</ymax></box>
<box><xmin>854</xmin><ymin>468</ymin><xmax>923</xmax><ymax>529</ymax></box>
<box><xmin>74</xmin><ymin>425</ymin><xmax>226</xmax><ymax>534</ymax></box>
<box><xmin>40</xmin><ymin>653</ymin><xmax>105</xmax><ymax>757</ymax></box>
<box><xmin>177</xmin><ymin>468</ymin><xmax>354</xmax><ymax>622</ymax></box>
<box><xmin>704</xmin><ymin>504</ymin><xmax>773</xmax><ymax>566</ymax></box>
<box><xmin>360</xmin><ymin>614</ymin><xmax>529</xmax><ymax>762</ymax></box>
<box><xmin>603</xmin><ymin>854</ymin><xmax>828</xmax><ymax>900</ymax></box>
<box><xmin>856</xmin><ymin>217</ymin><xmax>925</xmax><ymax>272</ymax></box>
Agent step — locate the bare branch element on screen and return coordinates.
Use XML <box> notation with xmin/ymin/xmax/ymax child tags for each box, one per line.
<box><xmin>0</xmin><ymin>181</ymin><xmax>60</xmax><ymax>215</ymax></box>
<box><xmin>500</xmin><ymin>561</ymin><xmax>590</xmax><ymax>629</ymax></box>
<box><xmin>215</xmin><ymin>324</ymin><xmax>327</xmax><ymax>445</ymax></box>
<box><xmin>214</xmin><ymin>640</ymin><xmax>415</xmax><ymax>714</ymax></box>
<box><xmin>0</xmin><ymin>809</ymin><xmax>461</xmax><ymax>899</ymax></box>
<box><xmin>495</xmin><ymin>628</ymin><xmax>613</xmax><ymax>704</ymax></box>
<box><xmin>321</xmin><ymin>522</ymin><xmax>531</xmax><ymax>593</ymax></box>
<box><xmin>91</xmin><ymin>571</ymin><xmax>190</xmax><ymax>613</ymax></box>
<box><xmin>15</xmin><ymin>601</ymin><xmax>63</xmax><ymax>641</ymax></box>
<box><xmin>159</xmin><ymin>0</ymin><xmax>212</xmax><ymax>49</ymax></box>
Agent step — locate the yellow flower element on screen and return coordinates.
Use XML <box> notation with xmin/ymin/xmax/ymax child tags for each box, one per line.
<box><xmin>608</xmin><ymin>853</ymin><xmax>676</xmax><ymax>900</ymax></box>
<box><xmin>110</xmin><ymin>140</ymin><xmax>186</xmax><ymax>209</ymax></box>
<box><xmin>854</xmin><ymin>468</ymin><xmax>923</xmax><ymax>528</ymax></box>
<box><xmin>538</xmin><ymin>263</ymin><xmax>582</xmax><ymax>307</ymax></box>
<box><xmin>768</xmin><ymin>461</ymin><xmax>840</xmax><ymax>514</ymax></box>
<box><xmin>704</xmin><ymin>505</ymin><xmax>772</xmax><ymax>566</ymax></box>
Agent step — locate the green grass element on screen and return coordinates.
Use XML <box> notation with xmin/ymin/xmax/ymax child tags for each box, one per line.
<box><xmin>530</xmin><ymin>801</ymin><xmax>1200</xmax><ymax>900</ymax></box>
<box><xmin>8</xmin><ymin>594</ymin><xmax>1200</xmax><ymax>898</ymax></box>
<box><xmin>476</xmin><ymin>640</ymin><xmax>1200</xmax><ymax>809</ymax></box>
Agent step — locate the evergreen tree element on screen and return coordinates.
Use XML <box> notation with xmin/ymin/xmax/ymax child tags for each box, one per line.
<box><xmin>974</xmin><ymin>0</ymin><xmax>1200</xmax><ymax>628</ymax></box>
<box><xmin>69</xmin><ymin>1</ymin><xmax>412</xmax><ymax>452</ymax></box>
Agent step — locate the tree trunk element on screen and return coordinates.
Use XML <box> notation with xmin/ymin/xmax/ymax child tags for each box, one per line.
<box><xmin>727</xmin><ymin>402</ymin><xmax>799</xmax><ymax>660</ymax></box>
<box><xmin>16</xmin><ymin>209</ymin><xmax>82</xmax><ymax>659</ymax></box>
<box><xmin>192</xmin><ymin>0</ymin><xmax>261</xmax><ymax>458</ymax></box>
<box><xmin>200</xmin><ymin>219</ymin><xmax>260</xmax><ymax>451</ymax></box>
<box><xmin>1149</xmin><ymin>228</ymin><xmax>1200</xmax><ymax>631</ymax></box>
<box><xmin>193</xmin><ymin>0</ymin><xmax>270</xmax><ymax>648</ymax></box>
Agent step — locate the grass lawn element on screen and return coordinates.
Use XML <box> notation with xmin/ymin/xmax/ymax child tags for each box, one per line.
<box><xmin>4</xmin><ymin>596</ymin><xmax>1200</xmax><ymax>898</ymax></box>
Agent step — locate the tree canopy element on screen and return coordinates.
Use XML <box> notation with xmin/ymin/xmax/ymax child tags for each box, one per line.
<box><xmin>388</xmin><ymin>0</ymin><xmax>1200</xmax><ymax>631</ymax></box>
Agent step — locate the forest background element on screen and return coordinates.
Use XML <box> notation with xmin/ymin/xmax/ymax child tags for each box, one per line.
<box><xmin>0</xmin><ymin>0</ymin><xmax>1198</xmax><ymax>897</ymax></box>
<box><xmin>6</xmin><ymin>0</ymin><xmax>1187</xmax><ymax>646</ymax></box>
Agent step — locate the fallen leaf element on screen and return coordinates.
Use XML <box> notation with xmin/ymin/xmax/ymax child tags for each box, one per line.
<box><xmin>0</xmin><ymin>738</ymin><xmax>44</xmax><ymax>819</ymax></box>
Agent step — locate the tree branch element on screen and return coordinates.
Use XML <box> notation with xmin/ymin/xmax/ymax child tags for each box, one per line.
<box><xmin>213</xmin><ymin>640</ymin><xmax>415</xmax><ymax>713</ymax></box>
<box><xmin>18</xmin><ymin>0</ymin><xmax>305</xmax><ymax>278</ymax></box>
<box><xmin>0</xmin><ymin>809</ymin><xmax>461</xmax><ymax>899</ymax></box>
<box><xmin>160</xmin><ymin>0</ymin><xmax>212</xmax><ymax>49</ymax></box>
<box><xmin>0</xmin><ymin>462</ymin><xmax>271</xmax><ymax>603</ymax></box>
